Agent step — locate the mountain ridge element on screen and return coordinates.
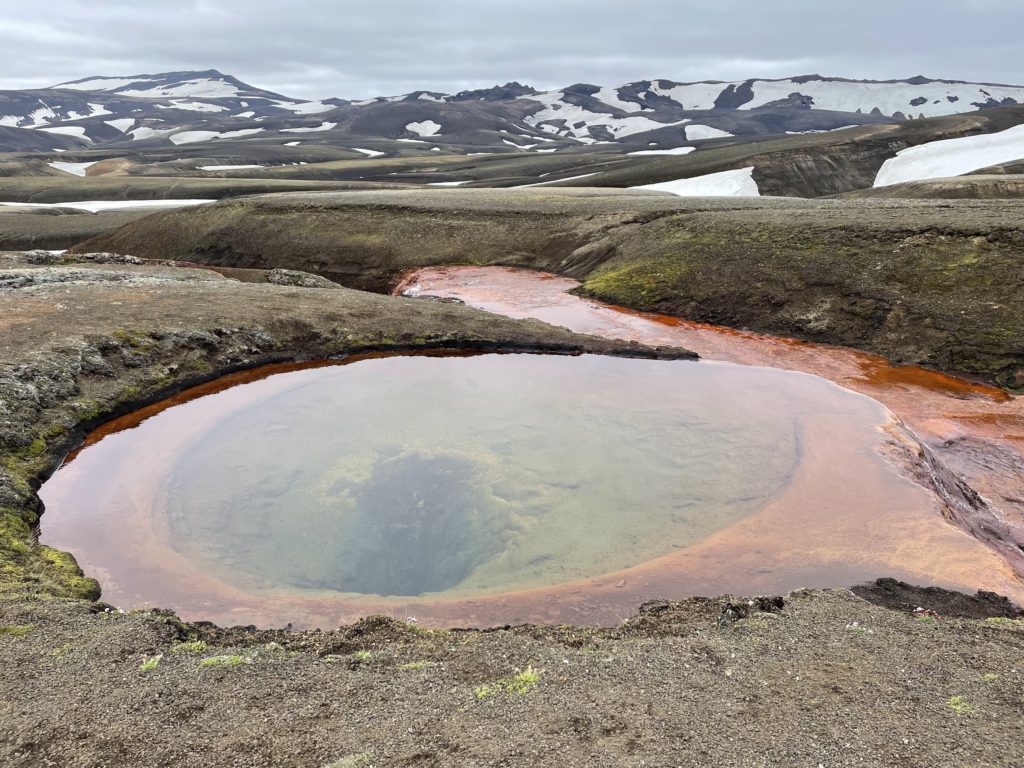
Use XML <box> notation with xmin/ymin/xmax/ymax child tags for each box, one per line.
<box><xmin>0</xmin><ymin>69</ymin><xmax>1022</xmax><ymax>154</ymax></box>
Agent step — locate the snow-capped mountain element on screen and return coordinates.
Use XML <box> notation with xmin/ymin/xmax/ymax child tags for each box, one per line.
<box><xmin>53</xmin><ymin>70</ymin><xmax>290</xmax><ymax>101</ymax></box>
<box><xmin>1</xmin><ymin>70</ymin><xmax>1022</xmax><ymax>153</ymax></box>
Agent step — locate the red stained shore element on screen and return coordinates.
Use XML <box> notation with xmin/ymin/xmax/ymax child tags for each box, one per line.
<box><xmin>394</xmin><ymin>265</ymin><xmax>1024</xmax><ymax>463</ymax></box>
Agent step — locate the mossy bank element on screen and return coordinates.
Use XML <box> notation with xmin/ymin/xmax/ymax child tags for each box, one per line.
<box><xmin>75</xmin><ymin>190</ymin><xmax>1024</xmax><ymax>389</ymax></box>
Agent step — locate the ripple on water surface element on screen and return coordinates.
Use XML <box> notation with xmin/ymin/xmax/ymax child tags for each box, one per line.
<box><xmin>40</xmin><ymin>352</ymin><xmax>1003</xmax><ymax>628</ymax></box>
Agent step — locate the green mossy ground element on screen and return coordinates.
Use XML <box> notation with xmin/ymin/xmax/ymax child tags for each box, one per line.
<box><xmin>577</xmin><ymin>218</ymin><xmax>1024</xmax><ymax>388</ymax></box>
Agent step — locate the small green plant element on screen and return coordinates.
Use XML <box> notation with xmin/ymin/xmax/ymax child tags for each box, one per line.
<box><xmin>914</xmin><ymin>614</ymin><xmax>938</xmax><ymax>624</ymax></box>
<box><xmin>170</xmin><ymin>640</ymin><xmax>207</xmax><ymax>654</ymax></box>
<box><xmin>399</xmin><ymin>660</ymin><xmax>436</xmax><ymax>671</ymax></box>
<box><xmin>474</xmin><ymin>666</ymin><xmax>541</xmax><ymax>700</ymax></box>
<box><xmin>139</xmin><ymin>654</ymin><xmax>162</xmax><ymax>672</ymax></box>
<box><xmin>0</xmin><ymin>624</ymin><xmax>33</xmax><ymax>637</ymax></box>
<box><xmin>351</xmin><ymin>650</ymin><xmax>372</xmax><ymax>662</ymax></box>
<box><xmin>324</xmin><ymin>754</ymin><xmax>373</xmax><ymax>768</ymax></box>
<box><xmin>981</xmin><ymin>672</ymin><xmax>1000</xmax><ymax>682</ymax></box>
<box><xmin>199</xmin><ymin>654</ymin><xmax>250</xmax><ymax>668</ymax></box>
<box><xmin>984</xmin><ymin>617</ymin><xmax>1020</xmax><ymax>626</ymax></box>
<box><xmin>946</xmin><ymin>695</ymin><xmax>974</xmax><ymax>715</ymax></box>
<box><xmin>50</xmin><ymin>643</ymin><xmax>74</xmax><ymax>658</ymax></box>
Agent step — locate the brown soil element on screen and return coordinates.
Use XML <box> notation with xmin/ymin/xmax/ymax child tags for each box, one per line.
<box><xmin>3</xmin><ymin>586</ymin><xmax>1023</xmax><ymax>767</ymax></box>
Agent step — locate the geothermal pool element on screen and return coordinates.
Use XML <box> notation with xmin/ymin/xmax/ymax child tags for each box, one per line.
<box><xmin>37</xmin><ymin>266</ymin><xmax>1024</xmax><ymax>628</ymax></box>
<box><xmin>39</xmin><ymin>346</ymin><xmax>1003</xmax><ymax>629</ymax></box>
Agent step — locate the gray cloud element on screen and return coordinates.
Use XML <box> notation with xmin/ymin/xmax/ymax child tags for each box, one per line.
<box><xmin>1</xmin><ymin>0</ymin><xmax>1022</xmax><ymax>99</ymax></box>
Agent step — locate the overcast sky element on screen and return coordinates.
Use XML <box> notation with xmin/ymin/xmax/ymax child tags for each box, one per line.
<box><xmin>2</xmin><ymin>0</ymin><xmax>1021</xmax><ymax>100</ymax></box>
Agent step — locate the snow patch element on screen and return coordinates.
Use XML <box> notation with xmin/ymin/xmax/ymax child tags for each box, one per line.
<box><xmin>684</xmin><ymin>125</ymin><xmax>734</xmax><ymax>141</ymax></box>
<box><xmin>280</xmin><ymin>122</ymin><xmax>337</xmax><ymax>133</ymax></box>
<box><xmin>426</xmin><ymin>180</ymin><xmax>470</xmax><ymax>186</ymax></box>
<box><xmin>218</xmin><ymin>128</ymin><xmax>264</xmax><ymax>138</ymax></box>
<box><xmin>198</xmin><ymin>164</ymin><xmax>265</xmax><ymax>171</ymax></box>
<box><xmin>627</xmin><ymin>146</ymin><xmax>697</xmax><ymax>156</ymax></box>
<box><xmin>104</xmin><ymin>118</ymin><xmax>135</xmax><ymax>132</ymax></box>
<box><xmin>48</xmin><ymin>161</ymin><xmax>99</xmax><ymax>176</ymax></box>
<box><xmin>118</xmin><ymin>78</ymin><xmax>243</xmax><ymax>99</ymax></box>
<box><xmin>0</xmin><ymin>199</ymin><xmax>215</xmax><ymax>213</ymax></box>
<box><xmin>169</xmin><ymin>131</ymin><xmax>220</xmax><ymax>145</ymax></box>
<box><xmin>351</xmin><ymin>147</ymin><xmax>385</xmax><ymax>157</ymax></box>
<box><xmin>632</xmin><ymin>167</ymin><xmax>760</xmax><ymax>196</ymax></box>
<box><xmin>57</xmin><ymin>76</ymin><xmax>159</xmax><ymax>91</ymax></box>
<box><xmin>874</xmin><ymin>124</ymin><xmax>1024</xmax><ymax>187</ymax></box>
<box><xmin>281</xmin><ymin>100</ymin><xmax>335</xmax><ymax>115</ymax></box>
<box><xmin>405</xmin><ymin>120</ymin><xmax>442</xmax><ymax>137</ymax></box>
<box><xmin>129</xmin><ymin>126</ymin><xmax>175</xmax><ymax>141</ymax></box>
<box><xmin>514</xmin><ymin>172</ymin><xmax>599</xmax><ymax>188</ymax></box>
<box><xmin>38</xmin><ymin>126</ymin><xmax>90</xmax><ymax>141</ymax></box>
<box><xmin>156</xmin><ymin>100</ymin><xmax>228</xmax><ymax>113</ymax></box>
<box><xmin>593</xmin><ymin>86</ymin><xmax>648</xmax><ymax>113</ymax></box>
<box><xmin>648</xmin><ymin>81</ymin><xmax>730</xmax><ymax>111</ymax></box>
<box><xmin>170</xmin><ymin>127</ymin><xmax>263</xmax><ymax>144</ymax></box>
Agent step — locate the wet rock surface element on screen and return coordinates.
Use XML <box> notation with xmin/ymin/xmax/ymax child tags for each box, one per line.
<box><xmin>853</xmin><ymin>577</ymin><xmax>1023</xmax><ymax>619</ymax></box>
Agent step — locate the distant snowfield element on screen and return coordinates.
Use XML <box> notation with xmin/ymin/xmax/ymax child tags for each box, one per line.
<box><xmin>198</xmin><ymin>164</ymin><xmax>264</xmax><ymax>171</ymax></box>
<box><xmin>170</xmin><ymin>127</ymin><xmax>264</xmax><ymax>144</ymax></box>
<box><xmin>281</xmin><ymin>122</ymin><xmax>337</xmax><ymax>134</ymax></box>
<box><xmin>38</xmin><ymin>126</ymin><xmax>91</xmax><ymax>141</ymax></box>
<box><xmin>169</xmin><ymin>131</ymin><xmax>219</xmax><ymax>145</ymax></box>
<box><xmin>647</xmin><ymin>81</ymin><xmax>729</xmax><ymax>111</ymax></box>
<box><xmin>58</xmin><ymin>76</ymin><xmax>159</xmax><ymax>91</ymax></box>
<box><xmin>737</xmin><ymin>78</ymin><xmax>1024</xmax><ymax>118</ymax></box>
<box><xmin>118</xmin><ymin>78</ymin><xmax>243</xmax><ymax>99</ymax></box>
<box><xmin>156</xmin><ymin>100</ymin><xmax>228</xmax><ymax>113</ymax></box>
<box><xmin>48</xmin><ymin>161</ymin><xmax>99</xmax><ymax>176</ymax></box>
<box><xmin>632</xmin><ymin>167</ymin><xmax>760</xmax><ymax>196</ymax></box>
<box><xmin>514</xmin><ymin>172</ymin><xmax>599</xmax><ymax>188</ymax></box>
<box><xmin>685</xmin><ymin>124</ymin><xmax>734</xmax><ymax>141</ymax></box>
<box><xmin>593</xmin><ymin>86</ymin><xmax>648</xmax><ymax>113</ymax></box>
<box><xmin>104</xmin><ymin>118</ymin><xmax>135</xmax><ymax>132</ymax></box>
<box><xmin>129</xmin><ymin>126</ymin><xmax>176</xmax><ymax>141</ymax></box>
<box><xmin>426</xmin><ymin>180</ymin><xmax>470</xmax><ymax>186</ymax></box>
<box><xmin>351</xmin><ymin>147</ymin><xmax>385</xmax><ymax>157</ymax></box>
<box><xmin>874</xmin><ymin>124</ymin><xmax>1024</xmax><ymax>187</ymax></box>
<box><xmin>525</xmin><ymin>90</ymin><xmax>688</xmax><ymax>140</ymax></box>
<box><xmin>279</xmin><ymin>100</ymin><xmax>334</xmax><ymax>115</ymax></box>
<box><xmin>0</xmin><ymin>199</ymin><xmax>215</xmax><ymax>213</ymax></box>
<box><xmin>405</xmin><ymin>120</ymin><xmax>442</xmax><ymax>137</ymax></box>
<box><xmin>628</xmin><ymin>146</ymin><xmax>696</xmax><ymax>156</ymax></box>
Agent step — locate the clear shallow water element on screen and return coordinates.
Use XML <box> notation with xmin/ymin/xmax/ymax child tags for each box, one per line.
<box><xmin>37</xmin><ymin>350</ymin><xmax>959</xmax><ymax>627</ymax></box>
<box><xmin>158</xmin><ymin>354</ymin><xmax>807</xmax><ymax>598</ymax></box>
